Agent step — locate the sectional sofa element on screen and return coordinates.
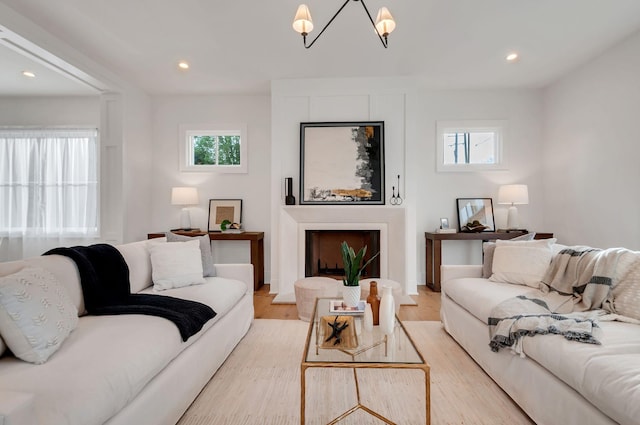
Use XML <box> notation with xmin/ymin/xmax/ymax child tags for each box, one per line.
<box><xmin>0</xmin><ymin>237</ymin><xmax>254</xmax><ymax>425</ymax></box>
<box><xmin>440</xmin><ymin>239</ymin><xmax>640</xmax><ymax>425</ymax></box>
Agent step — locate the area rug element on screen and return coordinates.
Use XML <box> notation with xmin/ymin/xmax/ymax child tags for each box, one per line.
<box><xmin>177</xmin><ymin>320</ymin><xmax>534</xmax><ymax>425</ymax></box>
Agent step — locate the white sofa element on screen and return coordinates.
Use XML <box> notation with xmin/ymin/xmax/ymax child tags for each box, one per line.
<box><xmin>0</xmin><ymin>238</ymin><xmax>254</xmax><ymax>425</ymax></box>
<box><xmin>441</xmin><ymin>263</ymin><xmax>640</xmax><ymax>425</ymax></box>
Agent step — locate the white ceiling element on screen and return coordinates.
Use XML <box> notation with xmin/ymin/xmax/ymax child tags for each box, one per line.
<box><xmin>1</xmin><ymin>0</ymin><xmax>640</xmax><ymax>96</ymax></box>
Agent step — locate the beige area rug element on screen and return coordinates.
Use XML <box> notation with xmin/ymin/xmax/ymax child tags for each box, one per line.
<box><xmin>177</xmin><ymin>320</ymin><xmax>534</xmax><ymax>425</ymax></box>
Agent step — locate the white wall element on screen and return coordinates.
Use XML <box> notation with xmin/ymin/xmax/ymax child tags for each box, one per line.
<box><xmin>542</xmin><ymin>30</ymin><xmax>640</xmax><ymax>249</ymax></box>
<box><xmin>0</xmin><ymin>96</ymin><xmax>99</xmax><ymax>125</ymax></box>
<box><xmin>408</xmin><ymin>89</ymin><xmax>546</xmax><ymax>279</ymax></box>
<box><xmin>271</xmin><ymin>78</ymin><xmax>546</xmax><ymax>292</ymax></box>
<box><xmin>149</xmin><ymin>95</ymin><xmax>271</xmax><ymax>271</ymax></box>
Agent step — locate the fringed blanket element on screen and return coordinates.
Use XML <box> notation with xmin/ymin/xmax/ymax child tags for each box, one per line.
<box><xmin>44</xmin><ymin>244</ymin><xmax>216</xmax><ymax>341</ymax></box>
<box><xmin>488</xmin><ymin>246</ymin><xmax>632</xmax><ymax>354</ymax></box>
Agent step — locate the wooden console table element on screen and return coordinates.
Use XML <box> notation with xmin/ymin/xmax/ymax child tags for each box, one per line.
<box><xmin>425</xmin><ymin>231</ymin><xmax>553</xmax><ymax>292</ymax></box>
<box><xmin>147</xmin><ymin>231</ymin><xmax>264</xmax><ymax>291</ymax></box>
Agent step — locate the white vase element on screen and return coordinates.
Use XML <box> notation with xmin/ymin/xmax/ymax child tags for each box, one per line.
<box><xmin>363</xmin><ymin>303</ymin><xmax>374</xmax><ymax>332</ymax></box>
<box><xmin>379</xmin><ymin>284</ymin><xmax>395</xmax><ymax>335</ymax></box>
<box><xmin>342</xmin><ymin>285</ymin><xmax>361</xmax><ymax>308</ymax></box>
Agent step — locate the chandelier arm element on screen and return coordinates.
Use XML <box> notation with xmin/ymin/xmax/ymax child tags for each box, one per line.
<box><xmin>303</xmin><ymin>0</ymin><xmax>352</xmax><ymax>49</ymax></box>
<box><xmin>359</xmin><ymin>0</ymin><xmax>389</xmax><ymax>48</ymax></box>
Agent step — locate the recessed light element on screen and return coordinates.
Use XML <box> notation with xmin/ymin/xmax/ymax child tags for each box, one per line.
<box><xmin>22</xmin><ymin>70</ymin><xmax>36</xmax><ymax>78</ymax></box>
<box><xmin>505</xmin><ymin>53</ymin><xmax>519</xmax><ymax>62</ymax></box>
<box><xmin>178</xmin><ymin>61</ymin><xmax>189</xmax><ymax>70</ymax></box>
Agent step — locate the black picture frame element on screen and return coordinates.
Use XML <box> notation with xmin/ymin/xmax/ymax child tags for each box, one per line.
<box><xmin>456</xmin><ymin>198</ymin><xmax>495</xmax><ymax>232</ymax></box>
<box><xmin>299</xmin><ymin>121</ymin><xmax>385</xmax><ymax>205</ymax></box>
<box><xmin>207</xmin><ymin>199</ymin><xmax>242</xmax><ymax>231</ymax></box>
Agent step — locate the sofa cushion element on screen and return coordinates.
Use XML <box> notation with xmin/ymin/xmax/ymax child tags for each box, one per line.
<box><xmin>166</xmin><ymin>233</ymin><xmax>215</xmax><ymax>277</ymax></box>
<box><xmin>522</xmin><ymin>321</ymin><xmax>640</xmax><ymax>425</ymax></box>
<box><xmin>482</xmin><ymin>233</ymin><xmax>536</xmax><ymax>278</ymax></box>
<box><xmin>489</xmin><ymin>238</ymin><xmax>556</xmax><ymax>287</ymax></box>
<box><xmin>149</xmin><ymin>240</ymin><xmax>205</xmax><ymax>291</ymax></box>
<box><xmin>0</xmin><ymin>276</ymin><xmax>247</xmax><ymax>425</ymax></box>
<box><xmin>444</xmin><ymin>277</ymin><xmax>532</xmax><ymax>323</ymax></box>
<box><xmin>0</xmin><ymin>266</ymin><xmax>79</xmax><ymax>364</ymax></box>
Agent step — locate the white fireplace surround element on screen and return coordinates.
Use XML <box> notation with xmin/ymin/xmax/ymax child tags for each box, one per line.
<box><xmin>274</xmin><ymin>206</ymin><xmax>406</xmax><ymax>303</ymax></box>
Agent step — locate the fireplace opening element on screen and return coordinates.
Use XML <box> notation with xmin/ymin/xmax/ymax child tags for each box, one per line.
<box><xmin>305</xmin><ymin>230</ymin><xmax>380</xmax><ymax>279</ymax></box>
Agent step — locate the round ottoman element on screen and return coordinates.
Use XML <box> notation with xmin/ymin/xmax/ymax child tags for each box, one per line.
<box><xmin>358</xmin><ymin>278</ymin><xmax>402</xmax><ymax>314</ymax></box>
<box><xmin>294</xmin><ymin>277</ymin><xmax>340</xmax><ymax>321</ymax></box>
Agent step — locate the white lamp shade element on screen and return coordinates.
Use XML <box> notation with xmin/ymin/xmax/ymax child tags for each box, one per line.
<box><xmin>375</xmin><ymin>7</ymin><xmax>396</xmax><ymax>36</ymax></box>
<box><xmin>171</xmin><ymin>187</ymin><xmax>199</xmax><ymax>206</ymax></box>
<box><xmin>498</xmin><ymin>184</ymin><xmax>529</xmax><ymax>205</ymax></box>
<box><xmin>293</xmin><ymin>4</ymin><xmax>314</xmax><ymax>34</ymax></box>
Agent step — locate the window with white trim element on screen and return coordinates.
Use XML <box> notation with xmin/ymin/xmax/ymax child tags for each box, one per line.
<box><xmin>436</xmin><ymin>120</ymin><xmax>507</xmax><ymax>172</ymax></box>
<box><xmin>0</xmin><ymin>127</ymin><xmax>99</xmax><ymax>235</ymax></box>
<box><xmin>179</xmin><ymin>124</ymin><xmax>248</xmax><ymax>173</ymax></box>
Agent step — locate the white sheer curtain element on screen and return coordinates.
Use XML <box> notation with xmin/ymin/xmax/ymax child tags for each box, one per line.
<box><xmin>0</xmin><ymin>128</ymin><xmax>99</xmax><ymax>261</ymax></box>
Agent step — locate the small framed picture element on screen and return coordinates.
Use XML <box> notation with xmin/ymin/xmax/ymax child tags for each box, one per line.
<box><xmin>208</xmin><ymin>199</ymin><xmax>242</xmax><ymax>231</ymax></box>
<box><xmin>440</xmin><ymin>218</ymin><xmax>449</xmax><ymax>229</ymax></box>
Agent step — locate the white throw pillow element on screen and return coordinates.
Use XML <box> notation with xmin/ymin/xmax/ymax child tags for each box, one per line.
<box><xmin>482</xmin><ymin>233</ymin><xmax>536</xmax><ymax>278</ymax></box>
<box><xmin>149</xmin><ymin>239</ymin><xmax>206</xmax><ymax>291</ymax></box>
<box><xmin>489</xmin><ymin>238</ymin><xmax>556</xmax><ymax>288</ymax></box>
<box><xmin>166</xmin><ymin>232</ymin><xmax>215</xmax><ymax>277</ymax></box>
<box><xmin>0</xmin><ymin>266</ymin><xmax>79</xmax><ymax>364</ymax></box>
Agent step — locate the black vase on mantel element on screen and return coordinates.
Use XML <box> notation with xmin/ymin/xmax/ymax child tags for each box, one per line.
<box><xmin>285</xmin><ymin>177</ymin><xmax>296</xmax><ymax>205</ymax></box>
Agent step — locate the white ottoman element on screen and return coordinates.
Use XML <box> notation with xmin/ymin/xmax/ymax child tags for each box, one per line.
<box><xmin>294</xmin><ymin>277</ymin><xmax>340</xmax><ymax>321</ymax></box>
<box><xmin>359</xmin><ymin>278</ymin><xmax>402</xmax><ymax>314</ymax></box>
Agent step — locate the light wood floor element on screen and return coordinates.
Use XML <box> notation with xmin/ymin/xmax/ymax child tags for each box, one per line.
<box><xmin>254</xmin><ymin>284</ymin><xmax>441</xmax><ymax>321</ymax></box>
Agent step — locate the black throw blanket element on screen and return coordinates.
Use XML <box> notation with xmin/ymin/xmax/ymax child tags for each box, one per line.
<box><xmin>44</xmin><ymin>244</ymin><xmax>216</xmax><ymax>342</ymax></box>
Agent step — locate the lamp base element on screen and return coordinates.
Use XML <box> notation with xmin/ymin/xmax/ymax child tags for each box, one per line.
<box><xmin>506</xmin><ymin>205</ymin><xmax>519</xmax><ymax>230</ymax></box>
<box><xmin>179</xmin><ymin>208</ymin><xmax>192</xmax><ymax>230</ymax></box>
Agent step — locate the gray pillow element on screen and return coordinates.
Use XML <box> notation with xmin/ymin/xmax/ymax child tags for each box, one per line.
<box><xmin>482</xmin><ymin>233</ymin><xmax>536</xmax><ymax>278</ymax></box>
<box><xmin>166</xmin><ymin>233</ymin><xmax>215</xmax><ymax>277</ymax></box>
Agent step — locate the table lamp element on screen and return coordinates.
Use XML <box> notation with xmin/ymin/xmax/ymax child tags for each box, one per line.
<box><xmin>171</xmin><ymin>187</ymin><xmax>199</xmax><ymax>230</ymax></box>
<box><xmin>498</xmin><ymin>184</ymin><xmax>529</xmax><ymax>230</ymax></box>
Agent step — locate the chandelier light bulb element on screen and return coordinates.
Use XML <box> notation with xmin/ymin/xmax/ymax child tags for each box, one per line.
<box><xmin>375</xmin><ymin>7</ymin><xmax>396</xmax><ymax>36</ymax></box>
<box><xmin>293</xmin><ymin>4</ymin><xmax>314</xmax><ymax>35</ymax></box>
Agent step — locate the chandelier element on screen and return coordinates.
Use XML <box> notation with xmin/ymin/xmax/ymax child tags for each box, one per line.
<box><xmin>292</xmin><ymin>0</ymin><xmax>396</xmax><ymax>49</ymax></box>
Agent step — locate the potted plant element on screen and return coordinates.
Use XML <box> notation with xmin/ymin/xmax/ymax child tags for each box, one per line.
<box><xmin>340</xmin><ymin>241</ymin><xmax>380</xmax><ymax>307</ymax></box>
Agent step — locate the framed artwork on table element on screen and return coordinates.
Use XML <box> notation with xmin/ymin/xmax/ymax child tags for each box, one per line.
<box><xmin>456</xmin><ymin>198</ymin><xmax>495</xmax><ymax>232</ymax></box>
<box><xmin>208</xmin><ymin>199</ymin><xmax>242</xmax><ymax>231</ymax></box>
<box><xmin>299</xmin><ymin>121</ymin><xmax>385</xmax><ymax>205</ymax></box>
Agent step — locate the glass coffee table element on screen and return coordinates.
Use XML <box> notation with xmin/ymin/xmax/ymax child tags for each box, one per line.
<box><xmin>300</xmin><ymin>298</ymin><xmax>430</xmax><ymax>424</ymax></box>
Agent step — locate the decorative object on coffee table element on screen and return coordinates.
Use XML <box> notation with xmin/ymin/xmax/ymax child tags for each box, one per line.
<box><xmin>320</xmin><ymin>315</ymin><xmax>357</xmax><ymax>349</ymax></box>
<box><xmin>340</xmin><ymin>241</ymin><xmax>380</xmax><ymax>308</ymax></box>
<box><xmin>366</xmin><ymin>280</ymin><xmax>381</xmax><ymax>325</ymax></box>
<box><xmin>379</xmin><ymin>284</ymin><xmax>395</xmax><ymax>335</ymax></box>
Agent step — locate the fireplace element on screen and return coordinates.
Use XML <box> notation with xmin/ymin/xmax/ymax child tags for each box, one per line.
<box><xmin>305</xmin><ymin>230</ymin><xmax>380</xmax><ymax>278</ymax></box>
<box><xmin>273</xmin><ymin>206</ymin><xmax>406</xmax><ymax>304</ymax></box>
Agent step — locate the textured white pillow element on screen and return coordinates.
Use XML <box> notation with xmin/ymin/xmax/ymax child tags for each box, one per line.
<box><xmin>0</xmin><ymin>266</ymin><xmax>79</xmax><ymax>364</ymax></box>
<box><xmin>482</xmin><ymin>233</ymin><xmax>536</xmax><ymax>278</ymax></box>
<box><xmin>489</xmin><ymin>239</ymin><xmax>556</xmax><ymax>288</ymax></box>
<box><xmin>166</xmin><ymin>232</ymin><xmax>215</xmax><ymax>277</ymax></box>
<box><xmin>149</xmin><ymin>239</ymin><xmax>206</xmax><ymax>291</ymax></box>
<box><xmin>612</xmin><ymin>256</ymin><xmax>640</xmax><ymax>320</ymax></box>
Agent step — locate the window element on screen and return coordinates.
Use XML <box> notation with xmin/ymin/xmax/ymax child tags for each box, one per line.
<box><xmin>179</xmin><ymin>124</ymin><xmax>248</xmax><ymax>173</ymax></box>
<box><xmin>0</xmin><ymin>127</ymin><xmax>99</xmax><ymax>235</ymax></box>
<box><xmin>436</xmin><ymin>120</ymin><xmax>507</xmax><ymax>171</ymax></box>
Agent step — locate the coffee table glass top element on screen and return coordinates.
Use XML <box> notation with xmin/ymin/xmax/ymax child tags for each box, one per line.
<box><xmin>303</xmin><ymin>298</ymin><xmax>425</xmax><ymax>365</ymax></box>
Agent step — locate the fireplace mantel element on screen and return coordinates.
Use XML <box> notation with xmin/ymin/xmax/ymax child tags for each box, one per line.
<box><xmin>273</xmin><ymin>205</ymin><xmax>406</xmax><ymax>303</ymax></box>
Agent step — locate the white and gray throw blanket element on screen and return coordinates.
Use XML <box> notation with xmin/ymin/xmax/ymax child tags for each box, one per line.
<box><xmin>488</xmin><ymin>246</ymin><xmax>632</xmax><ymax>354</ymax></box>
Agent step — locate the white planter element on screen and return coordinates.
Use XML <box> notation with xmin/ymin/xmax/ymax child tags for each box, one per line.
<box><xmin>342</xmin><ymin>285</ymin><xmax>361</xmax><ymax>308</ymax></box>
<box><xmin>379</xmin><ymin>284</ymin><xmax>395</xmax><ymax>335</ymax></box>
